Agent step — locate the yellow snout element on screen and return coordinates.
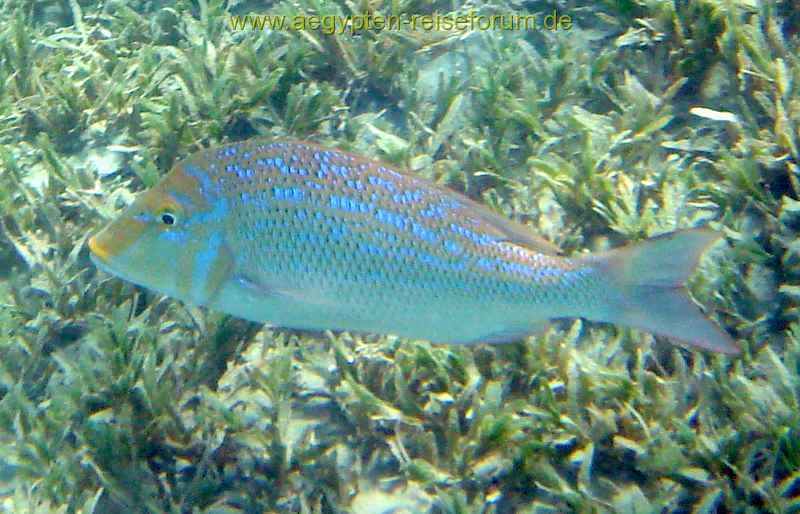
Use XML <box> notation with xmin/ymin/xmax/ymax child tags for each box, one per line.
<box><xmin>88</xmin><ymin>234</ymin><xmax>111</xmax><ymax>262</ymax></box>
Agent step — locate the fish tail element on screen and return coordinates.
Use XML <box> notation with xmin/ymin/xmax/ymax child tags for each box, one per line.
<box><xmin>591</xmin><ymin>228</ymin><xmax>739</xmax><ymax>354</ymax></box>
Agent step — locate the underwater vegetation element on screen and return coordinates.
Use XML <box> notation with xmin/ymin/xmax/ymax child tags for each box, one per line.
<box><xmin>0</xmin><ymin>0</ymin><xmax>797</xmax><ymax>512</ymax></box>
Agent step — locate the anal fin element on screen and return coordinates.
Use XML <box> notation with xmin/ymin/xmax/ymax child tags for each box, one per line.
<box><xmin>458</xmin><ymin>321</ymin><xmax>550</xmax><ymax>345</ymax></box>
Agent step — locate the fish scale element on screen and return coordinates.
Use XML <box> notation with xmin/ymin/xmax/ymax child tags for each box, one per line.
<box><xmin>189</xmin><ymin>141</ymin><xmax>588</xmax><ymax>308</ymax></box>
<box><xmin>89</xmin><ymin>139</ymin><xmax>739</xmax><ymax>353</ymax></box>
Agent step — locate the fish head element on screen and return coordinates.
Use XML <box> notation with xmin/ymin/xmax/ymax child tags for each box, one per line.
<box><xmin>88</xmin><ymin>163</ymin><xmax>228</xmax><ymax>302</ymax></box>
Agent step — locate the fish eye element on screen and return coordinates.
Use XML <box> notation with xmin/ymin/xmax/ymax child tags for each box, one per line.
<box><xmin>160</xmin><ymin>211</ymin><xmax>177</xmax><ymax>226</ymax></box>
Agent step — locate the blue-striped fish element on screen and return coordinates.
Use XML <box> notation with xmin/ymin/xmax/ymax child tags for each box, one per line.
<box><xmin>88</xmin><ymin>140</ymin><xmax>738</xmax><ymax>354</ymax></box>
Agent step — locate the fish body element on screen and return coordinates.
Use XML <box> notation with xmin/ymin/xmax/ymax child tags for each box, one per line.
<box><xmin>89</xmin><ymin>140</ymin><xmax>738</xmax><ymax>354</ymax></box>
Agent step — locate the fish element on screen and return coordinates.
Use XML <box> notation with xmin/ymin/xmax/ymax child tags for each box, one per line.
<box><xmin>88</xmin><ymin>140</ymin><xmax>739</xmax><ymax>354</ymax></box>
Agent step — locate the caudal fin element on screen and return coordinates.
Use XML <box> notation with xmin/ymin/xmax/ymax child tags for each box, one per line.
<box><xmin>593</xmin><ymin>229</ymin><xmax>739</xmax><ymax>354</ymax></box>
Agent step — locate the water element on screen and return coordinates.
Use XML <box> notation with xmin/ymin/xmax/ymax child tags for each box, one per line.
<box><xmin>0</xmin><ymin>0</ymin><xmax>797</xmax><ymax>513</ymax></box>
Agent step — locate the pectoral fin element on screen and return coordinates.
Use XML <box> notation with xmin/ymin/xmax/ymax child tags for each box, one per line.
<box><xmin>202</xmin><ymin>241</ymin><xmax>235</xmax><ymax>303</ymax></box>
<box><xmin>234</xmin><ymin>274</ymin><xmax>334</xmax><ymax>307</ymax></box>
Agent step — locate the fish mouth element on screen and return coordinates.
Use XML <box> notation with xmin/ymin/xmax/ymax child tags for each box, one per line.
<box><xmin>88</xmin><ymin>235</ymin><xmax>124</xmax><ymax>280</ymax></box>
<box><xmin>88</xmin><ymin>235</ymin><xmax>111</xmax><ymax>263</ymax></box>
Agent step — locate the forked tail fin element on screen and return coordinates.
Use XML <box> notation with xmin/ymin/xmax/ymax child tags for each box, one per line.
<box><xmin>593</xmin><ymin>229</ymin><xmax>739</xmax><ymax>354</ymax></box>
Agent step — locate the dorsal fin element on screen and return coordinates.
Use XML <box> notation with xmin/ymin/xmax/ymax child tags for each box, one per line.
<box><xmin>454</xmin><ymin>195</ymin><xmax>562</xmax><ymax>255</ymax></box>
